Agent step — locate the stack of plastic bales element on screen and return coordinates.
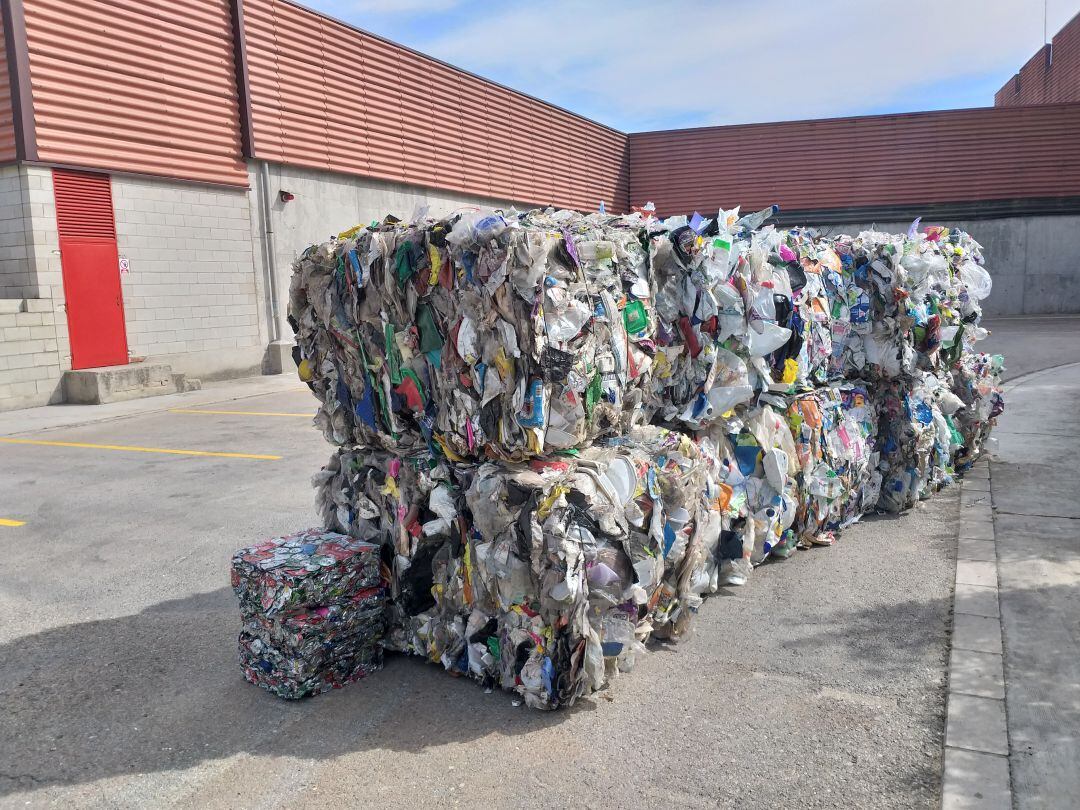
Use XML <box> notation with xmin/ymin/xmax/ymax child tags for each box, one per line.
<box><xmin>269</xmin><ymin>204</ymin><xmax>1004</xmax><ymax>708</ymax></box>
<box><xmin>231</xmin><ymin>529</ymin><xmax>385</xmax><ymax>699</ymax></box>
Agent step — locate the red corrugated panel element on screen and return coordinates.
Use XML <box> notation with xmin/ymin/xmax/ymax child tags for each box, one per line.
<box><xmin>23</xmin><ymin>0</ymin><xmax>247</xmax><ymax>186</ymax></box>
<box><xmin>242</xmin><ymin>0</ymin><xmax>286</xmax><ymax>162</ymax></box>
<box><xmin>506</xmin><ymin>90</ymin><xmax>540</xmax><ymax>204</ymax></box>
<box><xmin>430</xmin><ymin>69</ymin><xmax>467</xmax><ymax>195</ymax></box>
<box><xmin>53</xmin><ymin>169</ymin><xmax>115</xmax><ymax>239</ymax></box>
<box><xmin>322</xmin><ymin>34</ymin><xmax>370</xmax><ymax>178</ymax></box>
<box><xmin>521</xmin><ymin>102</ymin><xmax>557</xmax><ymax>206</ymax></box>
<box><xmin>629</xmin><ymin>104</ymin><xmax>1080</xmax><ymax>216</ymax></box>
<box><xmin>485</xmin><ymin>84</ymin><xmax>516</xmax><ymax>201</ymax></box>
<box><xmin>397</xmin><ymin>48</ymin><xmax>438</xmax><ymax>189</ymax></box>
<box><xmin>997</xmin><ymin>12</ymin><xmax>1080</xmax><ymax>105</ymax></box>
<box><xmin>1017</xmin><ymin>46</ymin><xmax>1051</xmax><ymax>105</ymax></box>
<box><xmin>243</xmin><ymin>0</ymin><xmax>630</xmax><ymax>211</ymax></box>
<box><xmin>1049</xmin><ymin>13</ymin><xmax>1080</xmax><ymax>103</ymax></box>
<box><xmin>0</xmin><ymin>12</ymin><xmax>16</xmax><ymax>163</ymax></box>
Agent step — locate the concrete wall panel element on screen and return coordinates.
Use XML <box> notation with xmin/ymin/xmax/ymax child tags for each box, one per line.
<box><xmin>0</xmin><ymin>165</ymin><xmax>65</xmax><ymax>410</ymax></box>
<box><xmin>112</xmin><ymin>174</ymin><xmax>263</xmax><ymax>380</ymax></box>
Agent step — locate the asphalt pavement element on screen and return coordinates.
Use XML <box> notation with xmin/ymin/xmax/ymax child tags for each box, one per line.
<box><xmin>0</xmin><ymin>317</ymin><xmax>1074</xmax><ymax>809</ymax></box>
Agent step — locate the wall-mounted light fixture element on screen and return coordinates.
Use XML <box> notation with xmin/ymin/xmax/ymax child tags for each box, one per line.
<box><xmin>279</xmin><ymin>190</ymin><xmax>295</xmax><ymax>203</ymax></box>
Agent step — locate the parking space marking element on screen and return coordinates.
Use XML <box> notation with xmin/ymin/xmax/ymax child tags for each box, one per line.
<box><xmin>169</xmin><ymin>408</ymin><xmax>314</xmax><ymax>418</ymax></box>
<box><xmin>0</xmin><ymin>518</ymin><xmax>26</xmax><ymax>527</ymax></box>
<box><xmin>0</xmin><ymin>437</ymin><xmax>281</xmax><ymax>460</ymax></box>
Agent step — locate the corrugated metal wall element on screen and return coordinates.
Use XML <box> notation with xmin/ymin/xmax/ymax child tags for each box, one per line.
<box><xmin>241</xmin><ymin>0</ymin><xmax>630</xmax><ymax>212</ymax></box>
<box><xmin>996</xmin><ymin>12</ymin><xmax>1080</xmax><ymax>106</ymax></box>
<box><xmin>21</xmin><ymin>0</ymin><xmax>248</xmax><ymax>186</ymax></box>
<box><xmin>0</xmin><ymin>12</ymin><xmax>16</xmax><ymax>163</ymax></box>
<box><xmin>628</xmin><ymin>104</ymin><xmax>1080</xmax><ymax>217</ymax></box>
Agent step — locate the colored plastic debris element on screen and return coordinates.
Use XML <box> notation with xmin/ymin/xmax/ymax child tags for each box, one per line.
<box><xmin>243</xmin><ymin>204</ymin><xmax>1005</xmax><ymax>707</ymax></box>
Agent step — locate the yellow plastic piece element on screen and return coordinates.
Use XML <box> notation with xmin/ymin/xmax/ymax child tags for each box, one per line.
<box><xmin>379</xmin><ymin>475</ymin><xmax>400</xmax><ymax>498</ymax></box>
<box><xmin>782</xmin><ymin>358</ymin><xmax>799</xmax><ymax>385</ymax></box>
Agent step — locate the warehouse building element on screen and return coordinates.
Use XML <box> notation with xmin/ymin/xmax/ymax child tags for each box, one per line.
<box><xmin>0</xmin><ymin>0</ymin><xmax>1078</xmax><ymax>411</ymax></box>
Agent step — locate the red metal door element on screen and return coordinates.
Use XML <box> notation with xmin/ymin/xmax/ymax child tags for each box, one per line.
<box><xmin>53</xmin><ymin>170</ymin><xmax>128</xmax><ymax>369</ymax></box>
<box><xmin>58</xmin><ymin>237</ymin><xmax>128</xmax><ymax>368</ymax></box>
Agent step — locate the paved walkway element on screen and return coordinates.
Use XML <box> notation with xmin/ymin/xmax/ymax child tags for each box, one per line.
<box><xmin>943</xmin><ymin>356</ymin><xmax>1080</xmax><ymax>809</ymax></box>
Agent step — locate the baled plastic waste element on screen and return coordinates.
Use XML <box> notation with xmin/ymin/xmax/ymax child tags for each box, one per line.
<box><xmin>313</xmin><ymin>426</ymin><xmax>726</xmax><ymax>708</ymax></box>
<box><xmin>231</xmin><ymin>205</ymin><xmax>1005</xmax><ymax>706</ymax></box>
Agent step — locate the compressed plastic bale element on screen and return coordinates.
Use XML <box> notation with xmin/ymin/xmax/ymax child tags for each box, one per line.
<box><xmin>312</xmin><ymin>447</ymin><xmax>469</xmax><ymax>670</ymax></box>
<box><xmin>290</xmin><ymin>207</ymin><xmax>1001</xmax><ymax>457</ymax></box>
<box><xmin>784</xmin><ymin>384</ymin><xmax>881</xmax><ymax>544</ymax></box>
<box><xmin>312</xmin><ymin>427</ymin><xmax>726</xmax><ymax>709</ymax></box>
<box><xmin>231</xmin><ymin>528</ymin><xmax>381</xmax><ymax>616</ymax></box>
<box><xmin>289</xmin><ymin>210</ymin><xmax>658</xmax><ymax>461</ymax></box>
<box><xmin>873</xmin><ymin>371</ymin><xmax>960</xmax><ymax>512</ymax></box>
<box><xmin>693</xmin><ymin>400</ymin><xmax>801</xmax><ymax>576</ymax></box>
<box><xmin>947</xmin><ymin>352</ymin><xmax>1005</xmax><ymax>470</ymax></box>
<box><xmin>639</xmin><ymin>215</ymin><xmax>985</xmax><ymax>431</ymax></box>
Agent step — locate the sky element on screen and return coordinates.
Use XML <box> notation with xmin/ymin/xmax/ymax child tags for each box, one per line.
<box><xmin>300</xmin><ymin>0</ymin><xmax>1080</xmax><ymax>131</ymax></box>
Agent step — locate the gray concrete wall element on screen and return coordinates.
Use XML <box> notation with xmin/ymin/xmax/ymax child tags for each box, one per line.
<box><xmin>112</xmin><ymin>175</ymin><xmax>264</xmax><ymax>381</ymax></box>
<box><xmin>0</xmin><ymin>165</ymin><xmax>65</xmax><ymax>301</ymax></box>
<box><xmin>815</xmin><ymin>214</ymin><xmax>1080</xmax><ymax>317</ymax></box>
<box><xmin>0</xmin><ymin>164</ymin><xmax>34</xmax><ymax>298</ymax></box>
<box><xmin>248</xmin><ymin>161</ymin><xmax>529</xmax><ymax>347</ymax></box>
<box><xmin>0</xmin><ymin>166</ymin><xmax>65</xmax><ymax>410</ymax></box>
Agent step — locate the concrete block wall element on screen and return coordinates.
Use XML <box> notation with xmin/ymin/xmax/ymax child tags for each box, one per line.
<box><xmin>817</xmin><ymin>214</ymin><xmax>1080</xmax><ymax>317</ymax></box>
<box><xmin>0</xmin><ymin>166</ymin><xmax>65</xmax><ymax>411</ymax></box>
<box><xmin>0</xmin><ymin>165</ymin><xmax>34</xmax><ymax>298</ymax></box>
<box><xmin>0</xmin><ymin>298</ymin><xmax>65</xmax><ymax>410</ymax></box>
<box><xmin>0</xmin><ymin>164</ymin><xmax>64</xmax><ymax>300</ymax></box>
<box><xmin>22</xmin><ymin>166</ymin><xmax>65</xmax><ymax>302</ymax></box>
<box><xmin>113</xmin><ymin>176</ymin><xmax>264</xmax><ymax>380</ymax></box>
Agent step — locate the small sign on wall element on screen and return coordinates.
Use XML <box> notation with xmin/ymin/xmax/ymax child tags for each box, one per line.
<box><xmin>119</xmin><ymin>256</ymin><xmax>130</xmax><ymax>274</ymax></box>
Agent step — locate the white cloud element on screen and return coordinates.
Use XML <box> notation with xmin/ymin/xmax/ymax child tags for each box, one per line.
<box><xmin>411</xmin><ymin>0</ymin><xmax>1077</xmax><ymax>130</ymax></box>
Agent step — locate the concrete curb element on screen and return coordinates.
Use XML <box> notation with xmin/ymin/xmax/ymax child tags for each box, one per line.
<box><xmin>942</xmin><ymin>459</ymin><xmax>1012</xmax><ymax>810</ymax></box>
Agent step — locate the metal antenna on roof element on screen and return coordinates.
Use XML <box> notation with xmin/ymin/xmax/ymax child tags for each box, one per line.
<box><xmin>1044</xmin><ymin>0</ymin><xmax>1048</xmax><ymax>43</ymax></box>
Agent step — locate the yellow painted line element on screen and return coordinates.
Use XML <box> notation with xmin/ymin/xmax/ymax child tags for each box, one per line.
<box><xmin>0</xmin><ymin>518</ymin><xmax>25</xmax><ymax>527</ymax></box>
<box><xmin>0</xmin><ymin>437</ymin><xmax>281</xmax><ymax>460</ymax></box>
<box><xmin>169</xmin><ymin>408</ymin><xmax>314</xmax><ymax>418</ymax></box>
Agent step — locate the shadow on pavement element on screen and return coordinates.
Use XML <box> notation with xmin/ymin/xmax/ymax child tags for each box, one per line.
<box><xmin>0</xmin><ymin>588</ymin><xmax>587</xmax><ymax>795</ymax></box>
